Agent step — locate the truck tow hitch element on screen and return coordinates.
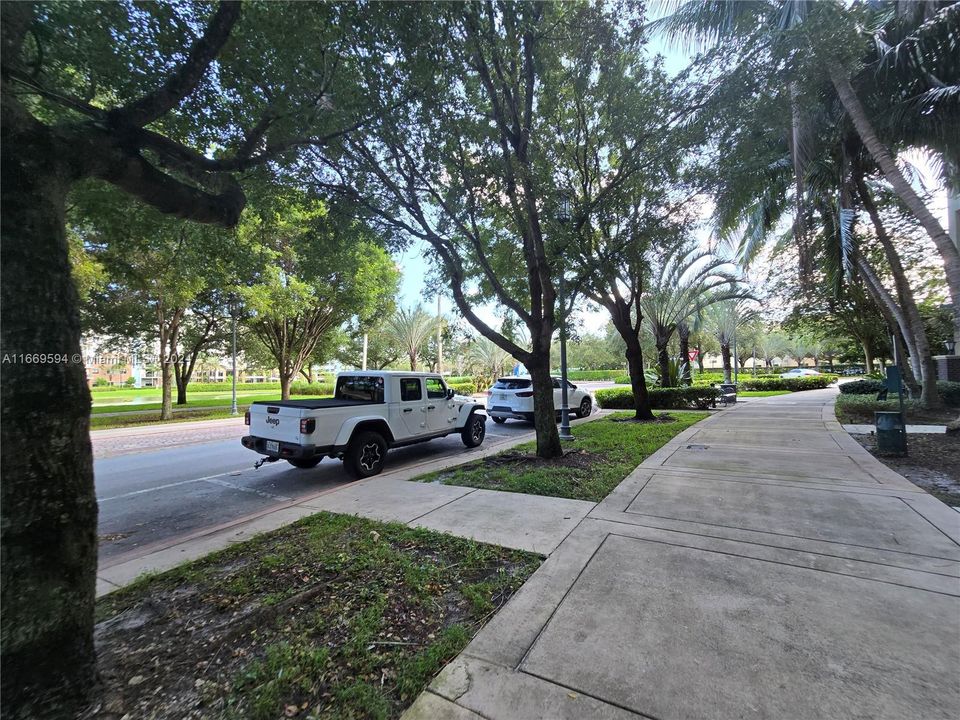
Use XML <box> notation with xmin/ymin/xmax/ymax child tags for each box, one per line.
<box><xmin>254</xmin><ymin>456</ymin><xmax>280</xmax><ymax>470</ymax></box>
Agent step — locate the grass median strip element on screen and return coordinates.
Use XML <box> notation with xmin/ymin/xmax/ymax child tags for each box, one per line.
<box><xmin>415</xmin><ymin>411</ymin><xmax>708</xmax><ymax>502</ymax></box>
<box><xmin>94</xmin><ymin>512</ymin><xmax>540</xmax><ymax>720</ymax></box>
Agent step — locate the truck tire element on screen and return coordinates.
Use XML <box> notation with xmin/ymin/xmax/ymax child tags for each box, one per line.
<box><xmin>344</xmin><ymin>431</ymin><xmax>388</xmax><ymax>478</ymax></box>
<box><xmin>461</xmin><ymin>413</ymin><xmax>486</xmax><ymax>448</ymax></box>
<box><xmin>288</xmin><ymin>457</ymin><xmax>322</xmax><ymax>469</ymax></box>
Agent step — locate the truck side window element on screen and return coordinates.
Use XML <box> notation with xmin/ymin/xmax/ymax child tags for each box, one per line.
<box><xmin>425</xmin><ymin>377</ymin><xmax>446</xmax><ymax>399</ymax></box>
<box><xmin>335</xmin><ymin>376</ymin><xmax>385</xmax><ymax>402</ymax></box>
<box><xmin>400</xmin><ymin>378</ymin><xmax>422</xmax><ymax>401</ymax></box>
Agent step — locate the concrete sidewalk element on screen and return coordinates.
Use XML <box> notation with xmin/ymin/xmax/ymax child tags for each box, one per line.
<box><xmin>407</xmin><ymin>389</ymin><xmax>960</xmax><ymax>720</ymax></box>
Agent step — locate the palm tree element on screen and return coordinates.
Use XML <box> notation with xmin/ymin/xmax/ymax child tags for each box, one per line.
<box><xmin>665</xmin><ymin>5</ymin><xmax>944</xmax><ymax>407</ymax></box>
<box><xmin>703</xmin><ymin>300</ymin><xmax>759</xmax><ymax>383</ymax></box>
<box><xmin>653</xmin><ymin>0</ymin><xmax>960</xmax><ymax>343</ymax></box>
<box><xmin>640</xmin><ymin>241</ymin><xmax>745</xmax><ymax>387</ymax></box>
<box><xmin>466</xmin><ymin>337</ymin><xmax>512</xmax><ymax>391</ymax></box>
<box><xmin>387</xmin><ymin>305</ymin><xmax>435</xmax><ymax>371</ymax></box>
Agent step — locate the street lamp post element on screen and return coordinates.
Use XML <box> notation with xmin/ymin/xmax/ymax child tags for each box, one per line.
<box><xmin>557</xmin><ymin>193</ymin><xmax>573</xmax><ymax>441</ymax></box>
<box><xmin>230</xmin><ymin>297</ymin><xmax>240</xmax><ymax>415</ymax></box>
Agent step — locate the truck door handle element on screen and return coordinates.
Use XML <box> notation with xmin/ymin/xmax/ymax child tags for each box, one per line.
<box><xmin>403</xmin><ymin>408</ymin><xmax>413</xmax><ymax>413</ymax></box>
<box><xmin>427</xmin><ymin>405</ymin><xmax>436</xmax><ymax>410</ymax></box>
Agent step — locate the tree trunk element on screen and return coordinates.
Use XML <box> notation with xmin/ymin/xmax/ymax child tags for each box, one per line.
<box><xmin>696</xmin><ymin>344</ymin><xmax>705</xmax><ymax>373</ymax></box>
<box><xmin>1</xmin><ymin>150</ymin><xmax>97</xmax><ymax>717</ymax></box>
<box><xmin>857</xmin><ymin>254</ymin><xmax>934</xmax><ymax>402</ymax></box>
<box><xmin>721</xmin><ymin>342</ymin><xmax>732</xmax><ymax>383</ymax></box>
<box><xmin>832</xmin><ymin>71</ymin><xmax>960</xmax><ymax>344</ymax></box>
<box><xmin>624</xmin><ymin>334</ymin><xmax>656</xmax><ymax>421</ymax></box>
<box><xmin>863</xmin><ymin>344</ymin><xmax>874</xmax><ymax>374</ymax></box>
<box><xmin>160</xmin><ymin>356</ymin><xmax>174</xmax><ymax>419</ymax></box>
<box><xmin>176</xmin><ymin>376</ymin><xmax>188</xmax><ymax>405</ymax></box>
<box><xmin>855</xmin><ymin>173</ymin><xmax>940</xmax><ymax>407</ymax></box>
<box><xmin>678</xmin><ymin>325</ymin><xmax>691</xmax><ymax>386</ymax></box>
<box><xmin>408</xmin><ymin>352</ymin><xmax>417</xmax><ymax>372</ymax></box>
<box><xmin>280</xmin><ymin>372</ymin><xmax>292</xmax><ymax>401</ymax></box>
<box><xmin>656</xmin><ymin>341</ymin><xmax>671</xmax><ymax>388</ymax></box>
<box><xmin>527</xmin><ymin>353</ymin><xmax>562</xmax><ymax>459</ymax></box>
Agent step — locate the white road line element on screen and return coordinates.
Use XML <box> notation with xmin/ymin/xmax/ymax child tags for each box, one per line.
<box><xmin>98</xmin><ymin>464</ymin><xmax>284</xmax><ymax>503</ymax></box>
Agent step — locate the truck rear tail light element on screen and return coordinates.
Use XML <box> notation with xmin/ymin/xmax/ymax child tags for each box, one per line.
<box><xmin>516</xmin><ymin>391</ymin><xmax>534</xmax><ymax>397</ymax></box>
<box><xmin>300</xmin><ymin>418</ymin><xmax>316</xmax><ymax>434</ymax></box>
<box><xmin>244</xmin><ymin>411</ymin><xmax>250</xmax><ymax>426</ymax></box>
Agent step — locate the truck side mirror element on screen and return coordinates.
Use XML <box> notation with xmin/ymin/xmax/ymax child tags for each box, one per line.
<box><xmin>446</xmin><ymin>388</ymin><xmax>455</xmax><ymax>399</ymax></box>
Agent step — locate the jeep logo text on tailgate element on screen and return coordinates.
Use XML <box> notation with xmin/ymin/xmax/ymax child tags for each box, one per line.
<box><xmin>266</xmin><ymin>417</ymin><xmax>280</xmax><ymax>426</ymax></box>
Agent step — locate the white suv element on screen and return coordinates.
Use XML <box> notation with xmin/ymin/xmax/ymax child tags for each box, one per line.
<box><xmin>485</xmin><ymin>376</ymin><xmax>592</xmax><ymax>424</ymax></box>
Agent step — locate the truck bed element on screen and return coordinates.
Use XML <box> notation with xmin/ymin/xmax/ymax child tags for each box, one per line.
<box><xmin>249</xmin><ymin>398</ymin><xmax>382</xmax><ymax>410</ymax></box>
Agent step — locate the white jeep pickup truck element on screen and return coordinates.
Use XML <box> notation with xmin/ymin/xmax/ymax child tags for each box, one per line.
<box><xmin>241</xmin><ymin>371</ymin><xmax>487</xmax><ymax>478</ymax></box>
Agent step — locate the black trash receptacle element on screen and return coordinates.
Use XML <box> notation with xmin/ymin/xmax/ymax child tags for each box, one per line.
<box><xmin>875</xmin><ymin>411</ymin><xmax>907</xmax><ymax>456</ymax></box>
<box><xmin>719</xmin><ymin>383</ymin><xmax>737</xmax><ymax>405</ymax></box>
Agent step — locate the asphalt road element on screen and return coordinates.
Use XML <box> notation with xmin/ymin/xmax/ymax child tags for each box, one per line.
<box><xmin>94</xmin><ymin>417</ymin><xmax>538</xmax><ymax>564</ymax></box>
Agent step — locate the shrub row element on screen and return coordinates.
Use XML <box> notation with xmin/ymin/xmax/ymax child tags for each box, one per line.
<box><xmin>736</xmin><ymin>375</ymin><xmax>837</xmax><ymax>391</ymax></box>
<box><xmin>595</xmin><ymin>386</ymin><xmax>718</xmax><ymax>410</ymax></box>
<box><xmin>839</xmin><ymin>379</ymin><xmax>960</xmax><ymax>406</ymax></box>
<box><xmin>289</xmin><ymin>382</ymin><xmax>335</xmax><ymax>396</ymax></box>
<box><xmin>566</xmin><ymin>369</ymin><xmax>628</xmax><ymax>381</ymax></box>
<box><xmin>449</xmin><ymin>381</ymin><xmax>478</xmax><ymax>395</ymax></box>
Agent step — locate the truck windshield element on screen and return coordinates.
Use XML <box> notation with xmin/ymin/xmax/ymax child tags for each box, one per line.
<box><xmin>335</xmin><ymin>376</ymin><xmax>385</xmax><ymax>402</ymax></box>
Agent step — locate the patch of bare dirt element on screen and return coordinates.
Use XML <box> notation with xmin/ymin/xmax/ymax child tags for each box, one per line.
<box><xmin>481</xmin><ymin>448</ymin><xmax>600</xmax><ymax>471</ymax></box>
<box><xmin>854</xmin><ymin>433</ymin><xmax>960</xmax><ymax>507</ymax></box>
<box><xmin>611</xmin><ymin>413</ymin><xmax>677</xmax><ymax>424</ymax></box>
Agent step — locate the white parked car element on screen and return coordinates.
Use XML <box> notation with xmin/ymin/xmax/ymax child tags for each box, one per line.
<box><xmin>485</xmin><ymin>375</ymin><xmax>592</xmax><ymax>424</ymax></box>
<box><xmin>779</xmin><ymin>368</ymin><xmax>821</xmax><ymax>379</ymax></box>
<box><xmin>242</xmin><ymin>371</ymin><xmax>486</xmax><ymax>478</ymax></box>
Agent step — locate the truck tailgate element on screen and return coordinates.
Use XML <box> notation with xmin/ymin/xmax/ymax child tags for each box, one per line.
<box><xmin>248</xmin><ymin>404</ymin><xmax>305</xmax><ymax>445</ymax></box>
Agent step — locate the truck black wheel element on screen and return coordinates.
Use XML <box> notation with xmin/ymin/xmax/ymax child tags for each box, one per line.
<box><xmin>578</xmin><ymin>397</ymin><xmax>592</xmax><ymax>418</ymax></box>
<box><xmin>492</xmin><ymin>416</ymin><xmax>506</xmax><ymax>424</ymax></box>
<box><xmin>287</xmin><ymin>457</ymin><xmax>322</xmax><ymax>469</ymax></box>
<box><xmin>345</xmin><ymin>431</ymin><xmax>388</xmax><ymax>478</ymax></box>
<box><xmin>461</xmin><ymin>414</ymin><xmax>486</xmax><ymax>448</ymax></box>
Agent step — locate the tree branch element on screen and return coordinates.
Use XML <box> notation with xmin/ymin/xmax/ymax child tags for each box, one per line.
<box><xmin>114</xmin><ymin>1</ymin><xmax>241</xmax><ymax>128</ymax></box>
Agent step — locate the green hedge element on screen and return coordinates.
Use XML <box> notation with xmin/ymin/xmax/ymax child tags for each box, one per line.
<box><xmin>838</xmin><ymin>379</ymin><xmax>885</xmax><ymax>395</ymax></box>
<box><xmin>289</xmin><ymin>382</ymin><xmax>335</xmax><ymax>396</ymax></box>
<box><xmin>840</xmin><ymin>380</ymin><xmax>960</xmax><ymax>406</ymax></box>
<box><xmin>595</xmin><ymin>386</ymin><xmax>718</xmax><ymax>410</ymax></box>
<box><xmin>737</xmin><ymin>375</ymin><xmax>837</xmax><ymax>391</ymax></box>
<box><xmin>450</xmin><ymin>381</ymin><xmax>478</xmax><ymax>395</ymax></box>
<box><xmin>565</xmin><ymin>369</ymin><xmax>627</xmax><ymax>381</ymax></box>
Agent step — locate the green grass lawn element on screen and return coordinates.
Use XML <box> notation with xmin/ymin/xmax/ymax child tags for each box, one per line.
<box><xmin>416</xmin><ymin>411</ymin><xmax>708</xmax><ymax>502</ymax></box>
<box><xmin>94</xmin><ymin>512</ymin><xmax>540</xmax><ymax>720</ymax></box>
<box><xmin>89</xmin><ymin>407</ymin><xmax>246</xmax><ymax>429</ymax></box>
<box><xmin>91</xmin><ymin>392</ymin><xmax>289</xmax><ymax>414</ymax></box>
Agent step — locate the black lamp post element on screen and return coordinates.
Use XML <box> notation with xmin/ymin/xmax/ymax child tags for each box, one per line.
<box><xmin>557</xmin><ymin>192</ymin><xmax>573</xmax><ymax>441</ymax></box>
<box><xmin>946</xmin><ymin>338</ymin><xmax>956</xmax><ymax>355</ymax></box>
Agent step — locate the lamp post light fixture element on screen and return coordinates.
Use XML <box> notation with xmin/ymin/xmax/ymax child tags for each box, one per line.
<box><xmin>229</xmin><ymin>296</ymin><xmax>241</xmax><ymax>415</ymax></box>
<box><xmin>946</xmin><ymin>338</ymin><xmax>957</xmax><ymax>355</ymax></box>
<box><xmin>557</xmin><ymin>191</ymin><xmax>573</xmax><ymax>442</ymax></box>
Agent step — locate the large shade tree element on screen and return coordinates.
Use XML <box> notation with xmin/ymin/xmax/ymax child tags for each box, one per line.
<box><xmin>327</xmin><ymin>1</ymin><xmax>647</xmax><ymax>454</ymax></box>
<box><xmin>0</xmin><ymin>2</ymin><xmax>377</xmax><ymax>714</ymax></box>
